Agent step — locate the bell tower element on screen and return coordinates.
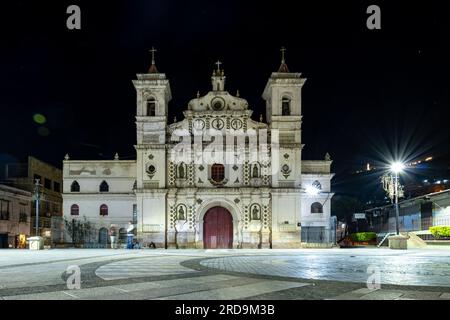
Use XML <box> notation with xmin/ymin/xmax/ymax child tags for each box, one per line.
<box><xmin>133</xmin><ymin>47</ymin><xmax>171</xmax><ymax>247</ymax></box>
<box><xmin>263</xmin><ymin>47</ymin><xmax>306</xmax><ymax>248</ymax></box>
<box><xmin>262</xmin><ymin>47</ymin><xmax>306</xmax><ymax>187</ymax></box>
<box><xmin>211</xmin><ymin>60</ymin><xmax>226</xmax><ymax>91</ymax></box>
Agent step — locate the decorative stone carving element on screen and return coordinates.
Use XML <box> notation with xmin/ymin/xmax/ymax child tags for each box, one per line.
<box><xmin>208</xmin><ymin>177</ymin><xmax>228</xmax><ymax>186</ymax></box>
<box><xmin>230</xmin><ymin>118</ymin><xmax>243</xmax><ymax>130</ymax></box>
<box><xmin>146</xmin><ymin>164</ymin><xmax>156</xmax><ymax>179</ymax></box>
<box><xmin>281</xmin><ymin>164</ymin><xmax>291</xmax><ymax>179</ymax></box>
<box><xmin>177</xmin><ymin>205</ymin><xmax>186</xmax><ymax>220</ymax></box>
<box><xmin>250</xmin><ymin>204</ymin><xmax>261</xmax><ymax>220</ymax></box>
<box><xmin>193</xmin><ymin>119</ymin><xmax>205</xmax><ymax>130</ymax></box>
<box><xmin>211</xmin><ymin>118</ymin><xmax>225</xmax><ymax>130</ymax></box>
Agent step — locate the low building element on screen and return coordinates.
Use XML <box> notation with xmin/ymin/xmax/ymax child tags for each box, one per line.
<box><xmin>0</xmin><ymin>184</ymin><xmax>32</xmax><ymax>248</ymax></box>
<box><xmin>365</xmin><ymin>189</ymin><xmax>450</xmax><ymax>235</ymax></box>
<box><xmin>3</xmin><ymin>156</ymin><xmax>62</xmax><ymax>245</ymax></box>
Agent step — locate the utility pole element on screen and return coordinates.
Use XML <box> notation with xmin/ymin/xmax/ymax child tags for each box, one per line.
<box><xmin>33</xmin><ymin>179</ymin><xmax>40</xmax><ymax>237</ymax></box>
<box><xmin>394</xmin><ymin>171</ymin><xmax>400</xmax><ymax>235</ymax></box>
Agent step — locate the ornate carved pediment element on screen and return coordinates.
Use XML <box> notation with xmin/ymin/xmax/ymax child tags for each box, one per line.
<box><xmin>188</xmin><ymin>91</ymin><xmax>248</xmax><ymax>112</ymax></box>
<box><xmin>207</xmin><ymin>177</ymin><xmax>229</xmax><ymax>187</ymax></box>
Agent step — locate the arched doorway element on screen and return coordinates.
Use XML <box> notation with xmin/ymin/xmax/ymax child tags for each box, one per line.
<box><xmin>203</xmin><ymin>206</ymin><xmax>233</xmax><ymax>249</ymax></box>
<box><xmin>98</xmin><ymin>228</ymin><xmax>108</xmax><ymax>245</ymax></box>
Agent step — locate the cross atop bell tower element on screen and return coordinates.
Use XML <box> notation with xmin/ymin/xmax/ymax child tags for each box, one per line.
<box><xmin>148</xmin><ymin>47</ymin><xmax>159</xmax><ymax>73</ymax></box>
<box><xmin>211</xmin><ymin>60</ymin><xmax>226</xmax><ymax>91</ymax></box>
<box><xmin>278</xmin><ymin>46</ymin><xmax>289</xmax><ymax>73</ymax></box>
<box><xmin>215</xmin><ymin>60</ymin><xmax>222</xmax><ymax>71</ymax></box>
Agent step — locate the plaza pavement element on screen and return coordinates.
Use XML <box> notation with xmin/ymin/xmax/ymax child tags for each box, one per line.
<box><xmin>0</xmin><ymin>248</ymin><xmax>450</xmax><ymax>300</ymax></box>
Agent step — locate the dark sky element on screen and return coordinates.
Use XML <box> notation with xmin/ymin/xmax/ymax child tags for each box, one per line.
<box><xmin>2</xmin><ymin>1</ymin><xmax>450</xmax><ymax>195</ymax></box>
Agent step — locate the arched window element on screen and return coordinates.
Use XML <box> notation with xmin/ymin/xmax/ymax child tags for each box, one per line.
<box><xmin>312</xmin><ymin>180</ymin><xmax>322</xmax><ymax>190</ymax></box>
<box><xmin>70</xmin><ymin>181</ymin><xmax>80</xmax><ymax>192</ymax></box>
<box><xmin>146</xmin><ymin>98</ymin><xmax>156</xmax><ymax>116</ymax></box>
<box><xmin>282</xmin><ymin>97</ymin><xmax>291</xmax><ymax>116</ymax></box>
<box><xmin>100</xmin><ymin>204</ymin><xmax>108</xmax><ymax>216</ymax></box>
<box><xmin>99</xmin><ymin>181</ymin><xmax>109</xmax><ymax>192</ymax></box>
<box><xmin>70</xmin><ymin>204</ymin><xmax>79</xmax><ymax>216</ymax></box>
<box><xmin>311</xmin><ymin>202</ymin><xmax>323</xmax><ymax>214</ymax></box>
<box><xmin>211</xmin><ymin>164</ymin><xmax>225</xmax><ymax>183</ymax></box>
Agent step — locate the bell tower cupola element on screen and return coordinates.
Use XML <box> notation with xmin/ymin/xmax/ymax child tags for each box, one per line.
<box><xmin>211</xmin><ymin>60</ymin><xmax>226</xmax><ymax>91</ymax></box>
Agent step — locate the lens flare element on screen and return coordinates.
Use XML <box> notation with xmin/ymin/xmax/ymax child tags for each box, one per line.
<box><xmin>33</xmin><ymin>114</ymin><xmax>46</xmax><ymax>124</ymax></box>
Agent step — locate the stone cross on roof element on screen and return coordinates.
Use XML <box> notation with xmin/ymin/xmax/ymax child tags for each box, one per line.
<box><xmin>148</xmin><ymin>46</ymin><xmax>159</xmax><ymax>73</ymax></box>
<box><xmin>215</xmin><ymin>60</ymin><xmax>222</xmax><ymax>71</ymax></box>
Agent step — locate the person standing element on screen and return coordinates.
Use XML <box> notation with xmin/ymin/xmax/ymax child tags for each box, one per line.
<box><xmin>126</xmin><ymin>221</ymin><xmax>135</xmax><ymax>249</ymax></box>
<box><xmin>109</xmin><ymin>226</ymin><xmax>117</xmax><ymax>249</ymax></box>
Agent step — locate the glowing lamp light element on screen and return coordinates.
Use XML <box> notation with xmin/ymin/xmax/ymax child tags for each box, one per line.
<box><xmin>305</xmin><ymin>185</ymin><xmax>320</xmax><ymax>195</ymax></box>
<box><xmin>390</xmin><ymin>162</ymin><xmax>405</xmax><ymax>173</ymax></box>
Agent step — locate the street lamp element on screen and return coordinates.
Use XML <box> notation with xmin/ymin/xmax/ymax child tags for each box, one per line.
<box><xmin>390</xmin><ymin>161</ymin><xmax>404</xmax><ymax>235</ymax></box>
<box><xmin>305</xmin><ymin>185</ymin><xmax>320</xmax><ymax>196</ymax></box>
<box><xmin>33</xmin><ymin>179</ymin><xmax>41</xmax><ymax>237</ymax></box>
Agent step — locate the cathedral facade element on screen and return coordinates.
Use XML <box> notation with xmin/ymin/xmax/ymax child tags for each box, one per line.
<box><xmin>62</xmin><ymin>50</ymin><xmax>334</xmax><ymax>249</ymax></box>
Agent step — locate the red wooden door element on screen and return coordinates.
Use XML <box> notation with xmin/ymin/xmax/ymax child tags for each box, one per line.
<box><xmin>203</xmin><ymin>207</ymin><xmax>233</xmax><ymax>249</ymax></box>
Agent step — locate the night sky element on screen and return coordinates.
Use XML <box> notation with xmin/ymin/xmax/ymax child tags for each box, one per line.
<box><xmin>2</xmin><ymin>1</ymin><xmax>450</xmax><ymax>196</ymax></box>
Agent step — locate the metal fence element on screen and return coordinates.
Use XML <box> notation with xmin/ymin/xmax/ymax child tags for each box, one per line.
<box><xmin>301</xmin><ymin>227</ymin><xmax>336</xmax><ymax>244</ymax></box>
<box><xmin>51</xmin><ymin>217</ymin><xmax>130</xmax><ymax>248</ymax></box>
<box><xmin>368</xmin><ymin>216</ymin><xmax>450</xmax><ymax>234</ymax></box>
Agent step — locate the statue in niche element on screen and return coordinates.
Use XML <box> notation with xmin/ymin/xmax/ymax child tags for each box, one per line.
<box><xmin>178</xmin><ymin>164</ymin><xmax>185</xmax><ymax>179</ymax></box>
<box><xmin>178</xmin><ymin>206</ymin><xmax>185</xmax><ymax>220</ymax></box>
<box><xmin>252</xmin><ymin>205</ymin><xmax>260</xmax><ymax>220</ymax></box>
<box><xmin>252</xmin><ymin>165</ymin><xmax>259</xmax><ymax>178</ymax></box>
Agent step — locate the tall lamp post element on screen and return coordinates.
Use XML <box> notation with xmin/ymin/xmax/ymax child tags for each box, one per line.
<box><xmin>33</xmin><ymin>179</ymin><xmax>41</xmax><ymax>237</ymax></box>
<box><xmin>390</xmin><ymin>162</ymin><xmax>405</xmax><ymax>235</ymax></box>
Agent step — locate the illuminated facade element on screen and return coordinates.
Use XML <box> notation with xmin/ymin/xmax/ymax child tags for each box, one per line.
<box><xmin>63</xmin><ymin>51</ymin><xmax>334</xmax><ymax>248</ymax></box>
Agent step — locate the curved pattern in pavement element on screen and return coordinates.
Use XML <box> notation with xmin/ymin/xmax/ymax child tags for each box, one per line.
<box><xmin>95</xmin><ymin>256</ymin><xmax>197</xmax><ymax>280</ymax></box>
<box><xmin>200</xmin><ymin>254</ymin><xmax>450</xmax><ymax>287</ymax></box>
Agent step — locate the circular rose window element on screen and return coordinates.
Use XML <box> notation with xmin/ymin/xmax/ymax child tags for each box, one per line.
<box><xmin>211</xmin><ymin>97</ymin><xmax>225</xmax><ymax>111</ymax></box>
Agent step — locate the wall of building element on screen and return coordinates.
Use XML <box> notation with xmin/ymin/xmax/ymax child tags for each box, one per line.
<box><xmin>0</xmin><ymin>184</ymin><xmax>32</xmax><ymax>248</ymax></box>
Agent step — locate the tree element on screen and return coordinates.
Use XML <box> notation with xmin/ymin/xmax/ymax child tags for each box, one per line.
<box><xmin>332</xmin><ymin>194</ymin><xmax>366</xmax><ymax>234</ymax></box>
<box><xmin>64</xmin><ymin>216</ymin><xmax>93</xmax><ymax>246</ymax></box>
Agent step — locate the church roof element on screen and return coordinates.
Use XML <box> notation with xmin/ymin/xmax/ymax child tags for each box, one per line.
<box><xmin>148</xmin><ymin>63</ymin><xmax>159</xmax><ymax>74</ymax></box>
<box><xmin>278</xmin><ymin>62</ymin><xmax>290</xmax><ymax>73</ymax></box>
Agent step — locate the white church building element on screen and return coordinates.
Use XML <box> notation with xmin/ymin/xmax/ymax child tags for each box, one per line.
<box><xmin>62</xmin><ymin>49</ymin><xmax>334</xmax><ymax>249</ymax></box>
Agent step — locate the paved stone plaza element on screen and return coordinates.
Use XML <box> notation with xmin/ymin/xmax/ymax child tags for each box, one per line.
<box><xmin>1</xmin><ymin>248</ymin><xmax>450</xmax><ymax>300</ymax></box>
